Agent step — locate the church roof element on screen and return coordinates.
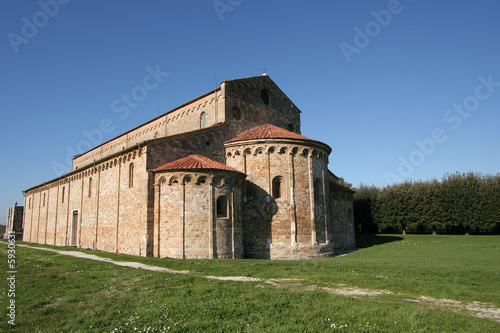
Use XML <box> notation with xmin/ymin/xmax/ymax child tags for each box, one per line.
<box><xmin>226</xmin><ymin>124</ymin><xmax>322</xmax><ymax>143</ymax></box>
<box><xmin>153</xmin><ymin>154</ymin><xmax>244</xmax><ymax>173</ymax></box>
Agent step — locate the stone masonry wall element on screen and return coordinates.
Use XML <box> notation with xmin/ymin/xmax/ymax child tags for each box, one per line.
<box><xmin>24</xmin><ymin>146</ymin><xmax>149</xmax><ymax>256</ymax></box>
<box><xmin>153</xmin><ymin>171</ymin><xmax>244</xmax><ymax>259</ymax></box>
<box><xmin>73</xmin><ymin>89</ymin><xmax>223</xmax><ymax>171</ymax></box>
<box><xmin>225</xmin><ymin>138</ymin><xmax>333</xmax><ymax>259</ymax></box>
<box><xmin>330</xmin><ymin>191</ymin><xmax>356</xmax><ymax>249</ymax></box>
<box><xmin>4</xmin><ymin>206</ymin><xmax>24</xmax><ymax>239</ymax></box>
<box><xmin>223</xmin><ymin>76</ymin><xmax>301</xmax><ymax>135</ymax></box>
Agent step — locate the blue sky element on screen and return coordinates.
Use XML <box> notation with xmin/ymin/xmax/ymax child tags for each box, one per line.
<box><xmin>1</xmin><ymin>0</ymin><xmax>499</xmax><ymax>222</ymax></box>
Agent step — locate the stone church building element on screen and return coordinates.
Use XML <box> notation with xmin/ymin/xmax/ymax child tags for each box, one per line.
<box><xmin>23</xmin><ymin>75</ymin><xmax>355</xmax><ymax>259</ymax></box>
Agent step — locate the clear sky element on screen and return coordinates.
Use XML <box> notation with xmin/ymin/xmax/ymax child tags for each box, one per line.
<box><xmin>1</xmin><ymin>0</ymin><xmax>499</xmax><ymax>222</ymax></box>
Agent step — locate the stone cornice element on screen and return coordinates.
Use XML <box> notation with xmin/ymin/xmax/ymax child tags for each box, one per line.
<box><xmin>224</xmin><ymin>137</ymin><xmax>332</xmax><ymax>155</ymax></box>
<box><xmin>24</xmin><ymin>145</ymin><xmax>145</xmax><ymax>194</ymax></box>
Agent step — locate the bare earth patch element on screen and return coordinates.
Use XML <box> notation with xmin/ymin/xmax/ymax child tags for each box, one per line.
<box><xmin>406</xmin><ymin>296</ymin><xmax>500</xmax><ymax>322</ymax></box>
<box><xmin>16</xmin><ymin>243</ymin><xmax>500</xmax><ymax>323</ymax></box>
<box><xmin>19</xmin><ymin>244</ymin><xmax>190</xmax><ymax>274</ymax></box>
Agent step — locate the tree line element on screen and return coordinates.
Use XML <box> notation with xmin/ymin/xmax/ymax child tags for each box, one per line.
<box><xmin>352</xmin><ymin>172</ymin><xmax>500</xmax><ymax>234</ymax></box>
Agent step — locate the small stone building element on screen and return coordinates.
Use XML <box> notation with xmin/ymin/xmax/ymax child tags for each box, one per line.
<box><xmin>22</xmin><ymin>75</ymin><xmax>355</xmax><ymax>259</ymax></box>
<box><xmin>4</xmin><ymin>205</ymin><xmax>24</xmax><ymax>240</ymax></box>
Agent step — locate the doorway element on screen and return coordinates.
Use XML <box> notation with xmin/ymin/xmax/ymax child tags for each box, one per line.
<box><xmin>71</xmin><ymin>210</ymin><xmax>78</xmax><ymax>246</ymax></box>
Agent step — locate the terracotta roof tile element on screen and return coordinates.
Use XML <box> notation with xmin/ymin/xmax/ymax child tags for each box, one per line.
<box><xmin>225</xmin><ymin>124</ymin><xmax>324</xmax><ymax>144</ymax></box>
<box><xmin>153</xmin><ymin>154</ymin><xmax>243</xmax><ymax>173</ymax></box>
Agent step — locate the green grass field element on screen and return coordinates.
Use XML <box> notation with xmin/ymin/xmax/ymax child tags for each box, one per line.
<box><xmin>1</xmin><ymin>234</ymin><xmax>499</xmax><ymax>332</ymax></box>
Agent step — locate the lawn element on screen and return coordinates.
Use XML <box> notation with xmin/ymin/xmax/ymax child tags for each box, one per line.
<box><xmin>1</xmin><ymin>234</ymin><xmax>499</xmax><ymax>332</ymax></box>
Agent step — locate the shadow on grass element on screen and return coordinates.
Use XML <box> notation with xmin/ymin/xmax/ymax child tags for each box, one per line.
<box><xmin>355</xmin><ymin>234</ymin><xmax>404</xmax><ymax>249</ymax></box>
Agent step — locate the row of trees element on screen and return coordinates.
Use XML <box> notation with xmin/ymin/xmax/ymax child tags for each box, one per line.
<box><xmin>353</xmin><ymin>172</ymin><xmax>500</xmax><ymax>234</ymax></box>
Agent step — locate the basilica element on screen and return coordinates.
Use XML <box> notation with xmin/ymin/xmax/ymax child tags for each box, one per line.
<box><xmin>23</xmin><ymin>74</ymin><xmax>355</xmax><ymax>259</ymax></box>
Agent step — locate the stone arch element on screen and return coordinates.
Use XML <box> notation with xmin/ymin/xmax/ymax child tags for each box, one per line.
<box><xmin>268</xmin><ymin>146</ymin><xmax>276</xmax><ymax>154</ymax></box>
<box><xmin>157</xmin><ymin>176</ymin><xmax>167</xmax><ymax>186</ymax></box>
<box><xmin>172</xmin><ymin>140</ymin><xmax>181</xmax><ymax>148</ymax></box>
<box><xmin>213</xmin><ymin>175</ymin><xmax>223</xmax><ymax>187</ymax></box>
<box><xmin>191</xmin><ymin>135</ymin><xmax>200</xmax><ymax>146</ymax></box>
<box><xmin>272</xmin><ymin>176</ymin><xmax>285</xmax><ymax>199</ymax></box>
<box><xmin>200</xmin><ymin>112</ymin><xmax>206</xmax><ymax>129</ymax></box>
<box><xmin>168</xmin><ymin>176</ymin><xmax>179</xmax><ymax>186</ymax></box>
<box><xmin>243</xmin><ymin>148</ymin><xmax>252</xmax><ymax>156</ymax></box>
<box><xmin>183</xmin><ymin>174</ymin><xmax>193</xmax><ymax>184</ymax></box>
<box><xmin>302</xmin><ymin>148</ymin><xmax>309</xmax><ymax>157</ymax></box>
<box><xmin>227</xmin><ymin>152</ymin><xmax>232</xmax><ymax>158</ymax></box>
<box><xmin>196</xmin><ymin>175</ymin><xmax>208</xmax><ymax>185</ymax></box>
<box><xmin>216</xmin><ymin>195</ymin><xmax>229</xmax><ymax>218</ymax></box>
<box><xmin>207</xmin><ymin>132</ymin><xmax>216</xmax><ymax>143</ymax></box>
<box><xmin>255</xmin><ymin>147</ymin><xmax>265</xmax><ymax>155</ymax></box>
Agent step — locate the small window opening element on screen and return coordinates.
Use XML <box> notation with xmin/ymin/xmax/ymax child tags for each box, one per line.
<box><xmin>88</xmin><ymin>177</ymin><xmax>92</xmax><ymax>198</ymax></box>
<box><xmin>260</xmin><ymin>89</ymin><xmax>270</xmax><ymax>106</ymax></box>
<box><xmin>216</xmin><ymin>196</ymin><xmax>228</xmax><ymax>218</ymax></box>
<box><xmin>62</xmin><ymin>187</ymin><xmax>65</xmax><ymax>203</ymax></box>
<box><xmin>200</xmin><ymin>112</ymin><xmax>206</xmax><ymax>129</ymax></box>
<box><xmin>272</xmin><ymin>176</ymin><xmax>284</xmax><ymax>199</ymax></box>
<box><xmin>129</xmin><ymin>163</ymin><xmax>134</xmax><ymax>188</ymax></box>
<box><xmin>231</xmin><ymin>106</ymin><xmax>242</xmax><ymax>121</ymax></box>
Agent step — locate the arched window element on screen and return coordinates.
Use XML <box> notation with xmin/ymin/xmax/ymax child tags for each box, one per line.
<box><xmin>216</xmin><ymin>196</ymin><xmax>228</xmax><ymax>218</ymax></box>
<box><xmin>314</xmin><ymin>179</ymin><xmax>321</xmax><ymax>201</ymax></box>
<box><xmin>129</xmin><ymin>163</ymin><xmax>134</xmax><ymax>188</ymax></box>
<box><xmin>272</xmin><ymin>176</ymin><xmax>284</xmax><ymax>199</ymax></box>
<box><xmin>260</xmin><ymin>89</ymin><xmax>270</xmax><ymax>105</ymax></box>
<box><xmin>200</xmin><ymin>112</ymin><xmax>206</xmax><ymax>129</ymax></box>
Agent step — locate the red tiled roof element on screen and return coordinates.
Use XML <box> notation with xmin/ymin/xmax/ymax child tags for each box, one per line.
<box><xmin>225</xmin><ymin>124</ymin><xmax>327</xmax><ymax>145</ymax></box>
<box><xmin>153</xmin><ymin>154</ymin><xmax>244</xmax><ymax>173</ymax></box>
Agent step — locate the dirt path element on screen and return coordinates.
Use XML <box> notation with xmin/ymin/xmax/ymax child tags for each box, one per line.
<box><xmin>14</xmin><ymin>243</ymin><xmax>500</xmax><ymax>323</ymax></box>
